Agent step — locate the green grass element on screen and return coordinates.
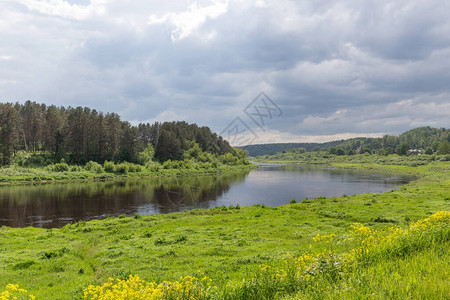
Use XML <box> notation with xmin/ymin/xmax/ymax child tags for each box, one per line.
<box><xmin>252</xmin><ymin>152</ymin><xmax>450</xmax><ymax>167</ymax></box>
<box><xmin>282</xmin><ymin>241</ymin><xmax>450</xmax><ymax>300</ymax></box>
<box><xmin>0</xmin><ymin>160</ymin><xmax>449</xmax><ymax>299</ymax></box>
<box><xmin>0</xmin><ymin>163</ymin><xmax>256</xmax><ymax>186</ymax></box>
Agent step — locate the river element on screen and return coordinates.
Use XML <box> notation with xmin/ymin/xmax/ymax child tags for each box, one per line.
<box><xmin>0</xmin><ymin>164</ymin><xmax>413</xmax><ymax>228</ymax></box>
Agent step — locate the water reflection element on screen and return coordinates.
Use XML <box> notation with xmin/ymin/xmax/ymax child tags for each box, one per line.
<box><xmin>0</xmin><ymin>172</ymin><xmax>248</xmax><ymax>228</ymax></box>
<box><xmin>0</xmin><ymin>165</ymin><xmax>413</xmax><ymax>228</ymax></box>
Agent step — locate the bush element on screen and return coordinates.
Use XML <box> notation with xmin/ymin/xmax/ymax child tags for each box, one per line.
<box><xmin>70</xmin><ymin>165</ymin><xmax>82</xmax><ymax>172</ymax></box>
<box><xmin>137</xmin><ymin>143</ymin><xmax>155</xmax><ymax>165</ymax></box>
<box><xmin>125</xmin><ymin>163</ymin><xmax>142</xmax><ymax>172</ymax></box>
<box><xmin>13</xmin><ymin>152</ymin><xmax>49</xmax><ymax>167</ymax></box>
<box><xmin>103</xmin><ymin>161</ymin><xmax>115</xmax><ymax>172</ymax></box>
<box><xmin>146</xmin><ymin>162</ymin><xmax>161</xmax><ymax>172</ymax></box>
<box><xmin>162</xmin><ymin>160</ymin><xmax>174</xmax><ymax>169</ymax></box>
<box><xmin>436</xmin><ymin>155</ymin><xmax>450</xmax><ymax>161</ymax></box>
<box><xmin>46</xmin><ymin>162</ymin><xmax>69</xmax><ymax>172</ymax></box>
<box><xmin>12</xmin><ymin>151</ymin><xmax>31</xmax><ymax>167</ymax></box>
<box><xmin>114</xmin><ymin>163</ymin><xmax>128</xmax><ymax>174</ymax></box>
<box><xmin>219</xmin><ymin>153</ymin><xmax>239</xmax><ymax>165</ymax></box>
<box><xmin>93</xmin><ymin>164</ymin><xmax>104</xmax><ymax>173</ymax></box>
<box><xmin>84</xmin><ymin>161</ymin><xmax>104</xmax><ymax>173</ymax></box>
<box><xmin>102</xmin><ymin>162</ymin><xmax>143</xmax><ymax>174</ymax></box>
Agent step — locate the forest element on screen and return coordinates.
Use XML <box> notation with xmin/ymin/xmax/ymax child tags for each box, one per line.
<box><xmin>0</xmin><ymin>101</ymin><xmax>235</xmax><ymax>166</ymax></box>
<box><xmin>242</xmin><ymin>126</ymin><xmax>450</xmax><ymax>156</ymax></box>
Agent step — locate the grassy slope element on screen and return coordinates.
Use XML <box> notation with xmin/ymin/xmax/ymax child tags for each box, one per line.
<box><xmin>0</xmin><ymin>160</ymin><xmax>449</xmax><ymax>299</ymax></box>
<box><xmin>282</xmin><ymin>241</ymin><xmax>450</xmax><ymax>300</ymax></box>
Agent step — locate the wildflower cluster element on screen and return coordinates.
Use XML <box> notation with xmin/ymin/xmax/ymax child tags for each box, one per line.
<box><xmin>83</xmin><ymin>274</ymin><xmax>217</xmax><ymax>300</ymax></box>
<box><xmin>312</xmin><ymin>233</ymin><xmax>336</xmax><ymax>243</ymax></box>
<box><xmin>0</xmin><ymin>284</ymin><xmax>35</xmax><ymax>300</ymax></box>
<box><xmin>224</xmin><ymin>211</ymin><xmax>449</xmax><ymax>299</ymax></box>
<box><xmin>282</xmin><ymin>251</ymin><xmax>342</xmax><ymax>281</ymax></box>
<box><xmin>346</xmin><ymin>211</ymin><xmax>450</xmax><ymax>262</ymax></box>
<box><xmin>409</xmin><ymin>211</ymin><xmax>449</xmax><ymax>233</ymax></box>
<box><xmin>223</xmin><ymin>250</ymin><xmax>344</xmax><ymax>299</ymax></box>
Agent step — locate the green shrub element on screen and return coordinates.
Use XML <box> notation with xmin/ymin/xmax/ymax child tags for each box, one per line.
<box><xmin>70</xmin><ymin>165</ymin><xmax>82</xmax><ymax>172</ymax></box>
<box><xmin>114</xmin><ymin>163</ymin><xmax>128</xmax><ymax>174</ymax></box>
<box><xmin>46</xmin><ymin>162</ymin><xmax>69</xmax><ymax>172</ymax></box>
<box><xmin>162</xmin><ymin>160</ymin><xmax>173</xmax><ymax>169</ymax></box>
<box><xmin>219</xmin><ymin>153</ymin><xmax>239</xmax><ymax>165</ymax></box>
<box><xmin>137</xmin><ymin>143</ymin><xmax>155</xmax><ymax>165</ymax></box>
<box><xmin>146</xmin><ymin>162</ymin><xmax>161</xmax><ymax>172</ymax></box>
<box><xmin>104</xmin><ymin>161</ymin><xmax>115</xmax><ymax>172</ymax></box>
<box><xmin>94</xmin><ymin>165</ymin><xmax>104</xmax><ymax>173</ymax></box>
<box><xmin>84</xmin><ymin>161</ymin><xmax>103</xmax><ymax>173</ymax></box>
<box><xmin>12</xmin><ymin>151</ymin><xmax>31</xmax><ymax>167</ymax></box>
<box><xmin>13</xmin><ymin>152</ymin><xmax>48</xmax><ymax>167</ymax></box>
<box><xmin>126</xmin><ymin>163</ymin><xmax>142</xmax><ymax>172</ymax></box>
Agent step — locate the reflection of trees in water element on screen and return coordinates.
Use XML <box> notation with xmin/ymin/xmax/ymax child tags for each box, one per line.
<box><xmin>275</xmin><ymin>164</ymin><xmax>356</xmax><ymax>174</ymax></box>
<box><xmin>270</xmin><ymin>164</ymin><xmax>413</xmax><ymax>183</ymax></box>
<box><xmin>0</xmin><ymin>171</ymin><xmax>250</xmax><ymax>228</ymax></box>
<box><xmin>153</xmin><ymin>173</ymin><xmax>246</xmax><ymax>205</ymax></box>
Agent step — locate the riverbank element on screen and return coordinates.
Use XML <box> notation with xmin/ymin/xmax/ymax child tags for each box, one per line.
<box><xmin>0</xmin><ymin>163</ymin><xmax>257</xmax><ymax>186</ymax></box>
<box><xmin>1</xmin><ymin>160</ymin><xmax>449</xmax><ymax>299</ymax></box>
<box><xmin>252</xmin><ymin>151</ymin><xmax>450</xmax><ymax>167</ymax></box>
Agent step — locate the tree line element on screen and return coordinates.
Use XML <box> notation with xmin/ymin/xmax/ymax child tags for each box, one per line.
<box><xmin>327</xmin><ymin>127</ymin><xmax>450</xmax><ymax>155</ymax></box>
<box><xmin>242</xmin><ymin>127</ymin><xmax>450</xmax><ymax>156</ymax></box>
<box><xmin>0</xmin><ymin>101</ymin><xmax>234</xmax><ymax>165</ymax></box>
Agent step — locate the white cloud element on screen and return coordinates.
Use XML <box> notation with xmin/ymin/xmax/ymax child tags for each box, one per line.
<box><xmin>14</xmin><ymin>0</ymin><xmax>106</xmax><ymax>20</ymax></box>
<box><xmin>254</xmin><ymin>0</ymin><xmax>268</xmax><ymax>8</ymax></box>
<box><xmin>147</xmin><ymin>0</ymin><xmax>229</xmax><ymax>41</ymax></box>
<box><xmin>0</xmin><ymin>79</ymin><xmax>18</xmax><ymax>85</ymax></box>
<box><xmin>228</xmin><ymin>128</ymin><xmax>384</xmax><ymax>145</ymax></box>
<box><xmin>139</xmin><ymin>109</ymin><xmax>187</xmax><ymax>125</ymax></box>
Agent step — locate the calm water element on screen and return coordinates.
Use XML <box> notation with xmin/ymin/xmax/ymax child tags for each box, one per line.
<box><xmin>0</xmin><ymin>164</ymin><xmax>413</xmax><ymax>228</ymax></box>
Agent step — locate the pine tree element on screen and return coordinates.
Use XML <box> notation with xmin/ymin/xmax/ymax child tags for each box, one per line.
<box><xmin>0</xmin><ymin>103</ymin><xmax>19</xmax><ymax>165</ymax></box>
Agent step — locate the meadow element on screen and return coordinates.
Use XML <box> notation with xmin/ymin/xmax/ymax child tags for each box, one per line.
<box><xmin>0</xmin><ymin>158</ymin><xmax>449</xmax><ymax>299</ymax></box>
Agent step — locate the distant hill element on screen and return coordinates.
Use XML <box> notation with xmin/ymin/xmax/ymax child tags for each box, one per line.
<box><xmin>240</xmin><ymin>141</ymin><xmax>340</xmax><ymax>156</ymax></box>
<box><xmin>240</xmin><ymin>127</ymin><xmax>450</xmax><ymax>156</ymax></box>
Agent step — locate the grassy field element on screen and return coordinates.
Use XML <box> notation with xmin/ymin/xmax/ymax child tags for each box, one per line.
<box><xmin>0</xmin><ymin>159</ymin><xmax>449</xmax><ymax>299</ymax></box>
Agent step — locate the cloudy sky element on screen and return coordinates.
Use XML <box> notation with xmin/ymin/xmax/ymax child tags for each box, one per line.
<box><xmin>1</xmin><ymin>0</ymin><xmax>450</xmax><ymax>145</ymax></box>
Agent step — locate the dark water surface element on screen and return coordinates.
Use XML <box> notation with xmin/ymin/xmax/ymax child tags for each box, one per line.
<box><xmin>0</xmin><ymin>164</ymin><xmax>413</xmax><ymax>228</ymax></box>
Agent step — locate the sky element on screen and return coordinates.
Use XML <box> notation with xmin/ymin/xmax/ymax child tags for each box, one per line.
<box><xmin>1</xmin><ymin>0</ymin><xmax>450</xmax><ymax>145</ymax></box>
